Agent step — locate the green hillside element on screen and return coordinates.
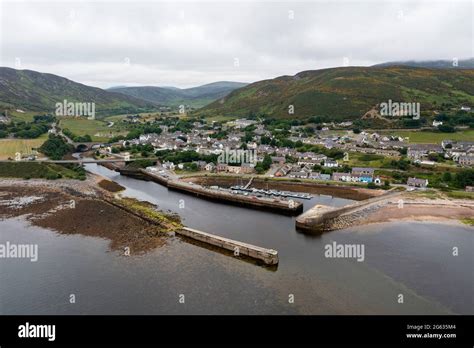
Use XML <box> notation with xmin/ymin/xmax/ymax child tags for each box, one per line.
<box><xmin>195</xmin><ymin>66</ymin><xmax>474</xmax><ymax>121</ymax></box>
<box><xmin>0</xmin><ymin>67</ymin><xmax>156</xmax><ymax>117</ymax></box>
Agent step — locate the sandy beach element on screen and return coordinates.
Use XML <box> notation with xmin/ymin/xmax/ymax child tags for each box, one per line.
<box><xmin>364</xmin><ymin>202</ymin><xmax>474</xmax><ymax>225</ymax></box>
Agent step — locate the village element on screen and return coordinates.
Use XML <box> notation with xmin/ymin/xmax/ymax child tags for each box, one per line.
<box><xmin>94</xmin><ymin>116</ymin><xmax>474</xmax><ymax>190</ymax></box>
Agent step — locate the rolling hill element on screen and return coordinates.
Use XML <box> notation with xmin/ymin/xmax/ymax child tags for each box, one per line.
<box><xmin>373</xmin><ymin>58</ymin><xmax>474</xmax><ymax>69</ymax></box>
<box><xmin>0</xmin><ymin>67</ymin><xmax>156</xmax><ymax>117</ymax></box>
<box><xmin>195</xmin><ymin>66</ymin><xmax>474</xmax><ymax>121</ymax></box>
<box><xmin>109</xmin><ymin>81</ymin><xmax>248</xmax><ymax>108</ymax></box>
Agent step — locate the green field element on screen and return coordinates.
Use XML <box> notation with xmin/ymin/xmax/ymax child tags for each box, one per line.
<box><xmin>202</xmin><ymin>115</ymin><xmax>236</xmax><ymax>123</ymax></box>
<box><xmin>0</xmin><ymin>134</ymin><xmax>48</xmax><ymax>159</ymax></box>
<box><xmin>104</xmin><ymin>112</ymin><xmax>169</xmax><ymax>123</ymax></box>
<box><xmin>345</xmin><ymin>152</ymin><xmax>399</xmax><ymax>168</ymax></box>
<box><xmin>379</xmin><ymin>129</ymin><xmax>474</xmax><ymax>143</ymax></box>
<box><xmin>58</xmin><ymin>118</ymin><xmax>127</xmax><ymax>141</ymax></box>
<box><xmin>7</xmin><ymin>110</ymin><xmax>41</xmax><ymax>123</ymax></box>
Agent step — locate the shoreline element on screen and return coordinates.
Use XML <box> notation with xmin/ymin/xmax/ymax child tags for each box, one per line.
<box><xmin>1</xmin><ymin>175</ymin><xmax>472</xmax><ymax>248</ymax></box>
<box><xmin>0</xmin><ymin>174</ymin><xmax>280</xmax><ymax>265</ymax></box>
<box><xmin>0</xmin><ymin>174</ymin><xmax>181</xmax><ymax>254</ymax></box>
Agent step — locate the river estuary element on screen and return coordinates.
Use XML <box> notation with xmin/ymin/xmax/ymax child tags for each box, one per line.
<box><xmin>1</xmin><ymin>163</ymin><xmax>473</xmax><ymax>314</ymax></box>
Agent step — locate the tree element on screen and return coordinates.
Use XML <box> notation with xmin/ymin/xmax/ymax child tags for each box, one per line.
<box><xmin>261</xmin><ymin>154</ymin><xmax>272</xmax><ymax>170</ymax></box>
<box><xmin>367</xmin><ymin>182</ymin><xmax>377</xmax><ymax>189</ymax></box>
<box><xmin>255</xmin><ymin>154</ymin><xmax>272</xmax><ymax>173</ymax></box>
<box><xmin>438</xmin><ymin>124</ymin><xmax>455</xmax><ymax>133</ymax></box>
<box><xmin>442</xmin><ymin>172</ymin><xmax>452</xmax><ymax>182</ymax></box>
<box><xmin>39</xmin><ymin>135</ymin><xmax>73</xmax><ymax>160</ymax></box>
<box><xmin>453</xmin><ymin>169</ymin><xmax>474</xmax><ymax>188</ymax></box>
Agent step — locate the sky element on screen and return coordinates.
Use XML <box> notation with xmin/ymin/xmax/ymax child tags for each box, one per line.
<box><xmin>0</xmin><ymin>0</ymin><xmax>472</xmax><ymax>89</ymax></box>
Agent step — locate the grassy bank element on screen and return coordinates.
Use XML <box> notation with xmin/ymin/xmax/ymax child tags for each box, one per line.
<box><xmin>111</xmin><ymin>197</ymin><xmax>182</xmax><ymax>230</ymax></box>
<box><xmin>379</xmin><ymin>129</ymin><xmax>474</xmax><ymax>143</ymax></box>
<box><xmin>0</xmin><ymin>162</ymin><xmax>86</xmax><ymax>180</ymax></box>
<box><xmin>460</xmin><ymin>218</ymin><xmax>474</xmax><ymax>226</ymax></box>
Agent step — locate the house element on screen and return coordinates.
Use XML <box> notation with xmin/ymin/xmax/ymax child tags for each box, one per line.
<box><xmin>193</xmin><ymin>160</ymin><xmax>207</xmax><ymax>170</ymax></box>
<box><xmin>351</xmin><ymin>167</ymin><xmax>374</xmax><ymax>176</ymax></box>
<box><xmin>465</xmin><ymin>186</ymin><xmax>474</xmax><ymax>192</ymax></box>
<box><xmin>323</xmin><ymin>159</ymin><xmax>339</xmax><ymax>167</ymax></box>
<box><xmin>309</xmin><ymin>172</ymin><xmax>330</xmax><ymax>180</ymax></box>
<box><xmin>319</xmin><ymin>173</ymin><xmax>331</xmax><ymax>181</ymax></box>
<box><xmin>351</xmin><ymin>167</ymin><xmax>374</xmax><ymax>183</ymax></box>
<box><xmin>458</xmin><ymin>155</ymin><xmax>474</xmax><ymax>166</ymax></box>
<box><xmin>162</xmin><ymin>161</ymin><xmax>175</xmax><ymax>170</ymax></box>
<box><xmin>407</xmin><ymin>177</ymin><xmax>428</xmax><ymax>188</ymax></box>
<box><xmin>205</xmin><ymin>163</ymin><xmax>216</xmax><ymax>172</ymax></box>
<box><xmin>271</xmin><ymin>156</ymin><xmax>286</xmax><ymax>165</ymax></box>
<box><xmin>216</xmin><ymin>163</ymin><xmax>228</xmax><ymax>172</ymax></box>
<box><xmin>298</xmin><ymin>159</ymin><xmax>323</xmax><ymax>167</ymax></box>
<box><xmin>275</xmin><ymin>165</ymin><xmax>292</xmax><ymax>177</ymax></box>
<box><xmin>351</xmin><ymin>173</ymin><xmax>373</xmax><ymax>183</ymax></box>
<box><xmin>240</xmin><ymin>163</ymin><xmax>255</xmax><ymax>174</ymax></box>
<box><xmin>449</xmin><ymin>141</ymin><xmax>474</xmax><ymax>151</ymax></box>
<box><xmin>407</xmin><ymin>144</ymin><xmax>443</xmax><ymax>160</ymax></box>
<box><xmin>288</xmin><ymin>171</ymin><xmax>308</xmax><ymax>179</ymax></box>
<box><xmin>227</xmin><ymin>165</ymin><xmax>241</xmax><ymax>174</ymax></box>
<box><xmin>332</xmin><ymin>172</ymin><xmax>351</xmax><ymax>182</ymax></box>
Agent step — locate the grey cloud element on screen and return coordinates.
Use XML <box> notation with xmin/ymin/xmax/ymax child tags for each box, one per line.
<box><xmin>1</xmin><ymin>0</ymin><xmax>471</xmax><ymax>88</ymax></box>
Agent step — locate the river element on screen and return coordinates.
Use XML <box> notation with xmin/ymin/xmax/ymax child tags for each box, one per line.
<box><xmin>0</xmin><ymin>163</ymin><xmax>472</xmax><ymax>314</ymax></box>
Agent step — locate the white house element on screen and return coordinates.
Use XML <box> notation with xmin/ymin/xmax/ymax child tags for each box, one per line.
<box><xmin>323</xmin><ymin>159</ymin><xmax>339</xmax><ymax>168</ymax></box>
<box><xmin>205</xmin><ymin>163</ymin><xmax>216</xmax><ymax>172</ymax></box>
<box><xmin>162</xmin><ymin>161</ymin><xmax>175</xmax><ymax>170</ymax></box>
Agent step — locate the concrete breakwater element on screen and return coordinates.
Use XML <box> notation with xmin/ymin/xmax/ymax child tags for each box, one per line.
<box><xmin>119</xmin><ymin>168</ymin><xmax>303</xmax><ymax>215</ymax></box>
<box><xmin>296</xmin><ymin>190</ymin><xmax>403</xmax><ymax>233</ymax></box>
<box><xmin>177</xmin><ymin>227</ymin><xmax>279</xmax><ymax>265</ymax></box>
<box><xmin>98</xmin><ymin>186</ymin><xmax>279</xmax><ymax>265</ymax></box>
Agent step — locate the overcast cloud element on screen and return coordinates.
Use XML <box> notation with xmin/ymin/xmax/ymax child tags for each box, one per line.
<box><xmin>0</xmin><ymin>0</ymin><xmax>472</xmax><ymax>88</ymax></box>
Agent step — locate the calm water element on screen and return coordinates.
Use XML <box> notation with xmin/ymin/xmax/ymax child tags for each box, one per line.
<box><xmin>0</xmin><ymin>163</ymin><xmax>472</xmax><ymax>314</ymax></box>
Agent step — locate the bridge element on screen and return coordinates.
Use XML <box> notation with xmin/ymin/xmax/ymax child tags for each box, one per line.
<box><xmin>73</xmin><ymin>142</ymin><xmax>105</xmax><ymax>151</ymax></box>
<box><xmin>54</xmin><ymin>126</ymin><xmax>105</xmax><ymax>151</ymax></box>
